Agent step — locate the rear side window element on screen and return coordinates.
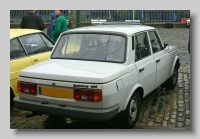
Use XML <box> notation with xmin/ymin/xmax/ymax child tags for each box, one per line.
<box><xmin>10</xmin><ymin>38</ymin><xmax>27</xmax><ymax>60</ymax></box>
<box><xmin>19</xmin><ymin>33</ymin><xmax>49</xmax><ymax>55</ymax></box>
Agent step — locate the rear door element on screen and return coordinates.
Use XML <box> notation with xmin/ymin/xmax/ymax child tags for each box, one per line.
<box><xmin>147</xmin><ymin>30</ymin><xmax>171</xmax><ymax>87</ymax></box>
<box><xmin>19</xmin><ymin>33</ymin><xmax>53</xmax><ymax>65</ymax></box>
<box><xmin>134</xmin><ymin>32</ymin><xmax>157</xmax><ymax>96</ymax></box>
<box><xmin>10</xmin><ymin>38</ymin><xmax>32</xmax><ymax>94</ymax></box>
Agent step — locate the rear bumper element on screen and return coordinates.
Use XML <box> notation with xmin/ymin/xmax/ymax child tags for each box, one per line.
<box><xmin>13</xmin><ymin>97</ymin><xmax>120</xmax><ymax>121</ymax></box>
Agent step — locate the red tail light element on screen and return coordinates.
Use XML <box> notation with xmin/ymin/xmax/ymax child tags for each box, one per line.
<box><xmin>74</xmin><ymin>89</ymin><xmax>81</xmax><ymax>99</ymax></box>
<box><xmin>88</xmin><ymin>91</ymin><xmax>94</xmax><ymax>101</ymax></box>
<box><xmin>74</xmin><ymin>89</ymin><xmax>102</xmax><ymax>101</ymax></box>
<box><xmin>17</xmin><ymin>81</ymin><xmax>37</xmax><ymax>94</ymax></box>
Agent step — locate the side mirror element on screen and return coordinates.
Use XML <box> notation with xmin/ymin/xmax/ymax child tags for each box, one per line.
<box><xmin>164</xmin><ymin>44</ymin><xmax>169</xmax><ymax>51</ymax></box>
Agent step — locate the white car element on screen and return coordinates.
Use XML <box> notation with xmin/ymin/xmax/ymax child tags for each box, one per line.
<box><xmin>14</xmin><ymin>23</ymin><xmax>180</xmax><ymax>128</ymax></box>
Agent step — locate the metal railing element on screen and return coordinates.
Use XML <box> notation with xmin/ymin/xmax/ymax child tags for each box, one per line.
<box><xmin>10</xmin><ymin>10</ymin><xmax>190</xmax><ymax>23</ymax></box>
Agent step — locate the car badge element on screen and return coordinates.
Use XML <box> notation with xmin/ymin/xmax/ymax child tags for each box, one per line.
<box><xmin>52</xmin><ymin>82</ymin><xmax>56</xmax><ymax>86</ymax></box>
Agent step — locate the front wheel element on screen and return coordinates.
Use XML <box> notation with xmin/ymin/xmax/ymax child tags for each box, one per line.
<box><xmin>124</xmin><ymin>91</ymin><xmax>140</xmax><ymax>129</ymax></box>
<box><xmin>163</xmin><ymin>63</ymin><xmax>178</xmax><ymax>89</ymax></box>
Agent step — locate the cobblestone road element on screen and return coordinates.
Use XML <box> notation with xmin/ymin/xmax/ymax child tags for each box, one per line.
<box><xmin>10</xmin><ymin>28</ymin><xmax>190</xmax><ymax>129</ymax></box>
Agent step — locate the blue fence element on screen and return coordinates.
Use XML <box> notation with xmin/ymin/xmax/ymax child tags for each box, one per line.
<box><xmin>10</xmin><ymin>10</ymin><xmax>190</xmax><ymax>23</ymax></box>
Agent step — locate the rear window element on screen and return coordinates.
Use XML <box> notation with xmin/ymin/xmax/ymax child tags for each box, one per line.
<box><xmin>51</xmin><ymin>33</ymin><xmax>127</xmax><ymax>63</ymax></box>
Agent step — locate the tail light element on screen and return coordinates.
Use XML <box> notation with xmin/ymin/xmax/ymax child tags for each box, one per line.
<box><xmin>17</xmin><ymin>81</ymin><xmax>37</xmax><ymax>94</ymax></box>
<box><xmin>74</xmin><ymin>89</ymin><xmax>102</xmax><ymax>101</ymax></box>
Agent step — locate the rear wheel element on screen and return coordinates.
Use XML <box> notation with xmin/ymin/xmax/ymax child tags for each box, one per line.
<box><xmin>10</xmin><ymin>88</ymin><xmax>14</xmax><ymax>107</ymax></box>
<box><xmin>124</xmin><ymin>91</ymin><xmax>140</xmax><ymax>129</ymax></box>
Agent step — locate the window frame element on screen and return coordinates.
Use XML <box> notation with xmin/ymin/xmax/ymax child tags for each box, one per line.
<box><xmin>19</xmin><ymin>33</ymin><xmax>50</xmax><ymax>56</ymax></box>
<box><xmin>134</xmin><ymin>31</ymin><xmax>152</xmax><ymax>62</ymax></box>
<box><xmin>10</xmin><ymin>37</ymin><xmax>28</xmax><ymax>61</ymax></box>
<box><xmin>39</xmin><ymin>32</ymin><xmax>55</xmax><ymax>51</ymax></box>
<box><xmin>147</xmin><ymin>30</ymin><xmax>164</xmax><ymax>54</ymax></box>
<box><xmin>132</xmin><ymin>35</ymin><xmax>134</xmax><ymax>50</ymax></box>
<box><xmin>50</xmin><ymin>32</ymin><xmax>128</xmax><ymax>64</ymax></box>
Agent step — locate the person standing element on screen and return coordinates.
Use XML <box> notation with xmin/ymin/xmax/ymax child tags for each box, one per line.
<box><xmin>20</xmin><ymin>10</ymin><xmax>45</xmax><ymax>31</ymax></box>
<box><xmin>52</xmin><ymin>10</ymin><xmax>67</xmax><ymax>42</ymax></box>
<box><xmin>47</xmin><ymin>12</ymin><xmax>56</xmax><ymax>40</ymax></box>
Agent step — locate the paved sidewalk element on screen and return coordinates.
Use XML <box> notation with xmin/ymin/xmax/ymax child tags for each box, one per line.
<box><xmin>133</xmin><ymin>73</ymin><xmax>190</xmax><ymax>129</ymax></box>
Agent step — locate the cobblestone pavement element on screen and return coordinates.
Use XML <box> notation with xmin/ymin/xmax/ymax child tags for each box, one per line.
<box><xmin>10</xmin><ymin>28</ymin><xmax>190</xmax><ymax>129</ymax></box>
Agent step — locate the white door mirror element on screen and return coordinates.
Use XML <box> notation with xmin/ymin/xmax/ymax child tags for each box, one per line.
<box><xmin>164</xmin><ymin>44</ymin><xmax>169</xmax><ymax>51</ymax></box>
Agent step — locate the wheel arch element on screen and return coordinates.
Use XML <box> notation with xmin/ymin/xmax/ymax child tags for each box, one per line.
<box><xmin>10</xmin><ymin>86</ymin><xmax>14</xmax><ymax>100</ymax></box>
<box><xmin>170</xmin><ymin>56</ymin><xmax>180</xmax><ymax>76</ymax></box>
<box><xmin>123</xmin><ymin>84</ymin><xmax>144</xmax><ymax>110</ymax></box>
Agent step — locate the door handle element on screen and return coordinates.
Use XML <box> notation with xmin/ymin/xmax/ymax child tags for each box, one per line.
<box><xmin>156</xmin><ymin>59</ymin><xmax>160</xmax><ymax>63</ymax></box>
<box><xmin>139</xmin><ymin>67</ymin><xmax>145</xmax><ymax>72</ymax></box>
<box><xmin>33</xmin><ymin>59</ymin><xmax>38</xmax><ymax>62</ymax></box>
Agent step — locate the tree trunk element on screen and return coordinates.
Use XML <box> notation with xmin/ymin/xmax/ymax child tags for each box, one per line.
<box><xmin>70</xmin><ymin>10</ymin><xmax>76</xmax><ymax>29</ymax></box>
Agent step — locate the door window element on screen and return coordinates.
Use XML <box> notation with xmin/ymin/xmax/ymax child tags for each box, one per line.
<box><xmin>40</xmin><ymin>33</ymin><xmax>54</xmax><ymax>50</ymax></box>
<box><xmin>135</xmin><ymin>32</ymin><xmax>151</xmax><ymax>61</ymax></box>
<box><xmin>20</xmin><ymin>33</ymin><xmax>49</xmax><ymax>55</ymax></box>
<box><xmin>148</xmin><ymin>31</ymin><xmax>164</xmax><ymax>53</ymax></box>
<box><xmin>10</xmin><ymin>38</ymin><xmax>27</xmax><ymax>60</ymax></box>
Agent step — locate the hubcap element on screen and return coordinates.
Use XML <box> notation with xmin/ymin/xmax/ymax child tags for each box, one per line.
<box><xmin>172</xmin><ymin>67</ymin><xmax>177</xmax><ymax>85</ymax></box>
<box><xmin>129</xmin><ymin>97</ymin><xmax>137</xmax><ymax>122</ymax></box>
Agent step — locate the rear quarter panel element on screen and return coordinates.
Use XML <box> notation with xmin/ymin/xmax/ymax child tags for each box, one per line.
<box><xmin>10</xmin><ymin>57</ymin><xmax>33</xmax><ymax>96</ymax></box>
<box><xmin>29</xmin><ymin>51</ymin><xmax>51</xmax><ymax>65</ymax></box>
<box><xmin>102</xmin><ymin>67</ymin><xmax>139</xmax><ymax>111</ymax></box>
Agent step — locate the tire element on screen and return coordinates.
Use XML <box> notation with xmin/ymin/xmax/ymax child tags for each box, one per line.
<box><xmin>10</xmin><ymin>89</ymin><xmax>14</xmax><ymax>107</ymax></box>
<box><xmin>124</xmin><ymin>91</ymin><xmax>140</xmax><ymax>129</ymax></box>
<box><xmin>44</xmin><ymin>116</ymin><xmax>67</xmax><ymax>129</ymax></box>
<box><xmin>162</xmin><ymin>63</ymin><xmax>178</xmax><ymax>89</ymax></box>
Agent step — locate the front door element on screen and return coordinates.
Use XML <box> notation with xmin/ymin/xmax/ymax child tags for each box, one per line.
<box><xmin>148</xmin><ymin>30</ymin><xmax>171</xmax><ymax>87</ymax></box>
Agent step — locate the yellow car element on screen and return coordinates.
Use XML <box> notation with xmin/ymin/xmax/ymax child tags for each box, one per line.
<box><xmin>10</xmin><ymin>29</ymin><xmax>55</xmax><ymax>106</ymax></box>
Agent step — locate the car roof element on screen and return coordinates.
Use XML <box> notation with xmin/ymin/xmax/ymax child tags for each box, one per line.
<box><xmin>10</xmin><ymin>29</ymin><xmax>42</xmax><ymax>39</ymax></box>
<box><xmin>65</xmin><ymin>25</ymin><xmax>156</xmax><ymax>36</ymax></box>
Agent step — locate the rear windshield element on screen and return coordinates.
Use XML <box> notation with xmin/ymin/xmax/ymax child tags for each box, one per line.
<box><xmin>51</xmin><ymin>33</ymin><xmax>126</xmax><ymax>63</ymax></box>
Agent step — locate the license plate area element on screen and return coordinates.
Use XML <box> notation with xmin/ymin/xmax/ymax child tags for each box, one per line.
<box><xmin>38</xmin><ymin>85</ymin><xmax>73</xmax><ymax>99</ymax></box>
